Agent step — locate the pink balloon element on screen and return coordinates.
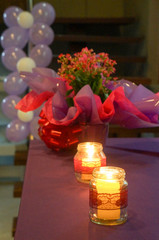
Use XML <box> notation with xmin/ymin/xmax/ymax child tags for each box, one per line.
<box><xmin>1</xmin><ymin>47</ymin><xmax>26</xmax><ymax>71</ymax></box>
<box><xmin>1</xmin><ymin>26</ymin><xmax>29</xmax><ymax>49</ymax></box>
<box><xmin>1</xmin><ymin>95</ymin><xmax>21</xmax><ymax>119</ymax></box>
<box><xmin>32</xmin><ymin>2</ymin><xmax>56</xmax><ymax>25</ymax></box>
<box><xmin>3</xmin><ymin>72</ymin><xmax>28</xmax><ymax>95</ymax></box>
<box><xmin>3</xmin><ymin>6</ymin><xmax>23</xmax><ymax>27</ymax></box>
<box><xmin>6</xmin><ymin>119</ymin><xmax>30</xmax><ymax>142</ymax></box>
<box><xmin>29</xmin><ymin>44</ymin><xmax>52</xmax><ymax>67</ymax></box>
<box><xmin>29</xmin><ymin>23</ymin><xmax>54</xmax><ymax>45</ymax></box>
<box><xmin>30</xmin><ymin>116</ymin><xmax>40</xmax><ymax>139</ymax></box>
<box><xmin>33</xmin><ymin>105</ymin><xmax>43</xmax><ymax>116</ymax></box>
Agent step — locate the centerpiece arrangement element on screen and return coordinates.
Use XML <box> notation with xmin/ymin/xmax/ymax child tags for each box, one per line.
<box><xmin>57</xmin><ymin>47</ymin><xmax>117</xmax><ymax>104</ymax></box>
<box><xmin>16</xmin><ymin>47</ymin><xmax>159</xmax><ymax>151</ymax></box>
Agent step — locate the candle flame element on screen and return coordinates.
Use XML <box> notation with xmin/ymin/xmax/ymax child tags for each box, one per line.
<box><xmin>86</xmin><ymin>143</ymin><xmax>94</xmax><ymax>158</ymax></box>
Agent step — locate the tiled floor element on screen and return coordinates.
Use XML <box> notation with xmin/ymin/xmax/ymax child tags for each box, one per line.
<box><xmin>0</xmin><ymin>183</ymin><xmax>21</xmax><ymax>240</ymax></box>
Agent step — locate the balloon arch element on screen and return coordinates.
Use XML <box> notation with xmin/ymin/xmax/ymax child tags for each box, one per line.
<box><xmin>1</xmin><ymin>2</ymin><xmax>56</xmax><ymax>142</ymax></box>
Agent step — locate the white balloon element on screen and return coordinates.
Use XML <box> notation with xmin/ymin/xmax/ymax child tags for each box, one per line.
<box><xmin>17</xmin><ymin>11</ymin><xmax>34</xmax><ymax>29</ymax></box>
<box><xmin>17</xmin><ymin>57</ymin><xmax>36</xmax><ymax>72</ymax></box>
<box><xmin>17</xmin><ymin>110</ymin><xmax>34</xmax><ymax>122</ymax></box>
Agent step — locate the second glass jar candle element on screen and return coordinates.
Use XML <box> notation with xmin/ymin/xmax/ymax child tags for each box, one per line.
<box><xmin>74</xmin><ymin>142</ymin><xmax>106</xmax><ymax>183</ymax></box>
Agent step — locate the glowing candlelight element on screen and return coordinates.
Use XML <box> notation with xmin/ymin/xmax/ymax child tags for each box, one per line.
<box><xmin>89</xmin><ymin>166</ymin><xmax>128</xmax><ymax>225</ymax></box>
<box><xmin>74</xmin><ymin>142</ymin><xmax>106</xmax><ymax>183</ymax></box>
<box><xmin>96</xmin><ymin>169</ymin><xmax>120</xmax><ymax>220</ymax></box>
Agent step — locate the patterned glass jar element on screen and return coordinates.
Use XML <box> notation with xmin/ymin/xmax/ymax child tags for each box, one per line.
<box><xmin>89</xmin><ymin>166</ymin><xmax>128</xmax><ymax>225</ymax></box>
<box><xmin>74</xmin><ymin>142</ymin><xmax>106</xmax><ymax>183</ymax></box>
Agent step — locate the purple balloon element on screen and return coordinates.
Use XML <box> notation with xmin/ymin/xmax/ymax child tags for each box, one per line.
<box><xmin>30</xmin><ymin>116</ymin><xmax>40</xmax><ymax>139</ymax></box>
<box><xmin>1</xmin><ymin>47</ymin><xmax>26</xmax><ymax>71</ymax></box>
<box><xmin>1</xmin><ymin>95</ymin><xmax>21</xmax><ymax>119</ymax></box>
<box><xmin>33</xmin><ymin>105</ymin><xmax>43</xmax><ymax>116</ymax></box>
<box><xmin>29</xmin><ymin>23</ymin><xmax>54</xmax><ymax>45</ymax></box>
<box><xmin>3</xmin><ymin>6</ymin><xmax>23</xmax><ymax>27</ymax></box>
<box><xmin>6</xmin><ymin>119</ymin><xmax>30</xmax><ymax>142</ymax></box>
<box><xmin>1</xmin><ymin>26</ymin><xmax>29</xmax><ymax>49</ymax></box>
<box><xmin>29</xmin><ymin>44</ymin><xmax>52</xmax><ymax>67</ymax></box>
<box><xmin>31</xmin><ymin>2</ymin><xmax>56</xmax><ymax>26</ymax></box>
<box><xmin>3</xmin><ymin>72</ymin><xmax>28</xmax><ymax>95</ymax></box>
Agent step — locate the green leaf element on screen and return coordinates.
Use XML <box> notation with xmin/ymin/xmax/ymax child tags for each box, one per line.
<box><xmin>66</xmin><ymin>89</ymin><xmax>73</xmax><ymax>96</ymax></box>
<box><xmin>66</xmin><ymin>97</ymin><xmax>74</xmax><ymax>107</ymax></box>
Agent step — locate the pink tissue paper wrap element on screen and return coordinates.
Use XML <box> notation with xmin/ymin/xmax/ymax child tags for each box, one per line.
<box><xmin>16</xmin><ymin>68</ymin><xmax>159</xmax><ymax>129</ymax></box>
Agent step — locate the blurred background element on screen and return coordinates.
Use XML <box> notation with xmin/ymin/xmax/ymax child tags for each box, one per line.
<box><xmin>0</xmin><ymin>0</ymin><xmax>159</xmax><ymax>239</ymax></box>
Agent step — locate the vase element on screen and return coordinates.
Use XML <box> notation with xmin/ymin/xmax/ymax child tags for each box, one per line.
<box><xmin>78</xmin><ymin>123</ymin><xmax>109</xmax><ymax>147</ymax></box>
<box><xmin>38</xmin><ymin>113</ymin><xmax>109</xmax><ymax>151</ymax></box>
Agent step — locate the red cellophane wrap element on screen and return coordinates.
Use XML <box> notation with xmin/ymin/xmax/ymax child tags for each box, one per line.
<box><xmin>38</xmin><ymin>110</ymin><xmax>83</xmax><ymax>151</ymax></box>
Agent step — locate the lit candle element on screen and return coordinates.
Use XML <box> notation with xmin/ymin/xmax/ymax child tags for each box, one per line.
<box><xmin>96</xmin><ymin>168</ymin><xmax>120</xmax><ymax>220</ymax></box>
<box><xmin>74</xmin><ymin>142</ymin><xmax>106</xmax><ymax>183</ymax></box>
<box><xmin>89</xmin><ymin>166</ymin><xmax>128</xmax><ymax>225</ymax></box>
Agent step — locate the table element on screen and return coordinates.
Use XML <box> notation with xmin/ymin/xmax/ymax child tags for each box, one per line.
<box><xmin>15</xmin><ymin>138</ymin><xmax>159</xmax><ymax>240</ymax></box>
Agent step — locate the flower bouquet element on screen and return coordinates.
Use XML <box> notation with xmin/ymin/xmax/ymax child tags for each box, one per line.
<box><xmin>16</xmin><ymin>47</ymin><xmax>159</xmax><ymax>151</ymax></box>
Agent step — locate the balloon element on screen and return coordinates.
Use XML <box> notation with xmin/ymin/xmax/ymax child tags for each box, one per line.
<box><xmin>17</xmin><ymin>11</ymin><xmax>34</xmax><ymax>29</ymax></box>
<box><xmin>29</xmin><ymin>23</ymin><xmax>54</xmax><ymax>45</ymax></box>
<box><xmin>17</xmin><ymin>57</ymin><xmax>36</xmax><ymax>73</ymax></box>
<box><xmin>17</xmin><ymin>110</ymin><xmax>34</xmax><ymax>122</ymax></box>
<box><xmin>1</xmin><ymin>95</ymin><xmax>21</xmax><ymax>119</ymax></box>
<box><xmin>1</xmin><ymin>26</ymin><xmax>29</xmax><ymax>49</ymax></box>
<box><xmin>31</xmin><ymin>2</ymin><xmax>56</xmax><ymax>26</ymax></box>
<box><xmin>30</xmin><ymin>116</ymin><xmax>40</xmax><ymax>139</ymax></box>
<box><xmin>6</xmin><ymin>119</ymin><xmax>30</xmax><ymax>142</ymax></box>
<box><xmin>3</xmin><ymin>72</ymin><xmax>28</xmax><ymax>95</ymax></box>
<box><xmin>1</xmin><ymin>47</ymin><xmax>26</xmax><ymax>71</ymax></box>
<box><xmin>29</xmin><ymin>44</ymin><xmax>52</xmax><ymax>67</ymax></box>
<box><xmin>33</xmin><ymin>104</ymin><xmax>43</xmax><ymax>116</ymax></box>
<box><xmin>3</xmin><ymin>6</ymin><xmax>23</xmax><ymax>27</ymax></box>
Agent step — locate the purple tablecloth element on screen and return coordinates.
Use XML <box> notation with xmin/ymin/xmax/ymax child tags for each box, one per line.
<box><xmin>15</xmin><ymin>138</ymin><xmax>159</xmax><ymax>240</ymax></box>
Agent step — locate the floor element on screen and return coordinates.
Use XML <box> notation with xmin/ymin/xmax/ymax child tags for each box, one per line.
<box><xmin>0</xmin><ymin>182</ymin><xmax>21</xmax><ymax>240</ymax></box>
<box><xmin>0</xmin><ymin>153</ymin><xmax>26</xmax><ymax>240</ymax></box>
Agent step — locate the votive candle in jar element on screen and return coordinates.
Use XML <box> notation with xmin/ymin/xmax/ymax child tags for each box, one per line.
<box><xmin>74</xmin><ymin>142</ymin><xmax>106</xmax><ymax>183</ymax></box>
<box><xmin>89</xmin><ymin>166</ymin><xmax>128</xmax><ymax>225</ymax></box>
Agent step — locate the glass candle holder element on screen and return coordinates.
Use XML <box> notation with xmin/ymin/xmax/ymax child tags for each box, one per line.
<box><xmin>74</xmin><ymin>142</ymin><xmax>106</xmax><ymax>183</ymax></box>
<box><xmin>89</xmin><ymin>166</ymin><xmax>128</xmax><ymax>225</ymax></box>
